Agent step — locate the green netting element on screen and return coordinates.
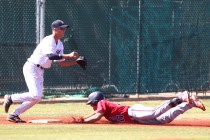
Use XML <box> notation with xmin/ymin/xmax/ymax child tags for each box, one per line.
<box><xmin>110</xmin><ymin>6</ymin><xmax>139</xmax><ymax>93</ymax></box>
<box><xmin>1</xmin><ymin>0</ymin><xmax>210</xmax><ymax>96</ymax></box>
<box><xmin>138</xmin><ymin>0</ymin><xmax>210</xmax><ymax>93</ymax></box>
<box><xmin>0</xmin><ymin>0</ymin><xmax>36</xmax><ymax>95</ymax></box>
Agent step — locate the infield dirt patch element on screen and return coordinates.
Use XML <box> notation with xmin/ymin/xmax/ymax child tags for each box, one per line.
<box><xmin>0</xmin><ymin>116</ymin><xmax>210</xmax><ymax>127</ymax></box>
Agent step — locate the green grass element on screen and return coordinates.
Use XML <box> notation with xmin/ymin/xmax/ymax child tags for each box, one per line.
<box><xmin>1</xmin><ymin>99</ymin><xmax>210</xmax><ymax>140</ymax></box>
<box><xmin>0</xmin><ymin>125</ymin><xmax>209</xmax><ymax>140</ymax></box>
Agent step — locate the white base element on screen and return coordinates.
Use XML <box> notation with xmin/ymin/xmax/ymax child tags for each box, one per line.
<box><xmin>28</xmin><ymin>119</ymin><xmax>63</xmax><ymax>123</ymax></box>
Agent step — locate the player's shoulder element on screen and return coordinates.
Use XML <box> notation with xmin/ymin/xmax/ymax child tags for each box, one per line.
<box><xmin>43</xmin><ymin>34</ymin><xmax>54</xmax><ymax>41</ymax></box>
<box><xmin>39</xmin><ymin>35</ymin><xmax>55</xmax><ymax>46</ymax></box>
<box><xmin>39</xmin><ymin>35</ymin><xmax>52</xmax><ymax>43</ymax></box>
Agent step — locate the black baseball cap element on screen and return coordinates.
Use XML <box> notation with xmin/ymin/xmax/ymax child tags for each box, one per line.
<box><xmin>51</xmin><ymin>20</ymin><xmax>69</xmax><ymax>29</ymax></box>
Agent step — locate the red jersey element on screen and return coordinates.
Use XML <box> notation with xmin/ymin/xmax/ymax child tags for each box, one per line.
<box><xmin>94</xmin><ymin>100</ymin><xmax>133</xmax><ymax>123</ymax></box>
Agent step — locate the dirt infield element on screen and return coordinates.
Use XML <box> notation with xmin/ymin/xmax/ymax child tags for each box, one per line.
<box><xmin>0</xmin><ymin>116</ymin><xmax>210</xmax><ymax>127</ymax></box>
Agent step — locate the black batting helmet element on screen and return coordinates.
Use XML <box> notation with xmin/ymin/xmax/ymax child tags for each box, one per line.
<box><xmin>86</xmin><ymin>91</ymin><xmax>105</xmax><ymax>106</ymax></box>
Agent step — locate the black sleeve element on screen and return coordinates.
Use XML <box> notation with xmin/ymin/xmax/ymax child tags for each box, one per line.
<box><xmin>47</xmin><ymin>53</ymin><xmax>63</xmax><ymax>60</ymax></box>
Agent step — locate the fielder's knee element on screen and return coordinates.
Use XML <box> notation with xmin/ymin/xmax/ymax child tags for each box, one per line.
<box><xmin>31</xmin><ymin>95</ymin><xmax>42</xmax><ymax>102</ymax></box>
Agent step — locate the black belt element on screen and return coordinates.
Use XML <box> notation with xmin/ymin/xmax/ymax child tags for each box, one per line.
<box><xmin>36</xmin><ymin>64</ymin><xmax>44</xmax><ymax>69</ymax></box>
<box><xmin>27</xmin><ymin>61</ymin><xmax>44</xmax><ymax>69</ymax></box>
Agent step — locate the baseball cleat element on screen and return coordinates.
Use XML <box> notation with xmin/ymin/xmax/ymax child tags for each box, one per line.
<box><xmin>191</xmin><ymin>95</ymin><xmax>206</xmax><ymax>111</ymax></box>
<box><xmin>6</xmin><ymin>114</ymin><xmax>26</xmax><ymax>123</ymax></box>
<box><xmin>3</xmin><ymin>94</ymin><xmax>13</xmax><ymax>113</ymax></box>
<box><xmin>180</xmin><ymin>91</ymin><xmax>192</xmax><ymax>104</ymax></box>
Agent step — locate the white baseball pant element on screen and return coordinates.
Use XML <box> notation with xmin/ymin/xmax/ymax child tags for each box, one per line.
<box><xmin>10</xmin><ymin>61</ymin><xmax>44</xmax><ymax>115</ymax></box>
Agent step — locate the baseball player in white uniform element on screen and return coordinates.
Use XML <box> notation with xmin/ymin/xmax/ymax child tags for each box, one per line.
<box><xmin>3</xmin><ymin>20</ymin><xmax>79</xmax><ymax>123</ymax></box>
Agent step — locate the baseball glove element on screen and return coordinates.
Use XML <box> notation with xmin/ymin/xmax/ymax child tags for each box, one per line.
<box><xmin>76</xmin><ymin>56</ymin><xmax>87</xmax><ymax>70</ymax></box>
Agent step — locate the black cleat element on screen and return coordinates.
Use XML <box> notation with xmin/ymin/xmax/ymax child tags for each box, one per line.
<box><xmin>3</xmin><ymin>94</ymin><xmax>13</xmax><ymax>113</ymax></box>
<box><xmin>6</xmin><ymin>114</ymin><xmax>26</xmax><ymax>123</ymax></box>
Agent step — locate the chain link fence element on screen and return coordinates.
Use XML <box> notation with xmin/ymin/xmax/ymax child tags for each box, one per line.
<box><xmin>0</xmin><ymin>0</ymin><xmax>210</xmax><ymax>97</ymax></box>
<box><xmin>0</xmin><ymin>0</ymin><xmax>36</xmax><ymax>95</ymax></box>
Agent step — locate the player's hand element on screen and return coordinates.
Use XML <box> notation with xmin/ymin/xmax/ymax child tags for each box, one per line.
<box><xmin>71</xmin><ymin>117</ymin><xmax>84</xmax><ymax>123</ymax></box>
<box><xmin>68</xmin><ymin>51</ymin><xmax>78</xmax><ymax>59</ymax></box>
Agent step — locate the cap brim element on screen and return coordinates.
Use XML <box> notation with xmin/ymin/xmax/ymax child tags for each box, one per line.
<box><xmin>60</xmin><ymin>25</ymin><xmax>69</xmax><ymax>28</ymax></box>
<box><xmin>86</xmin><ymin>101</ymin><xmax>91</xmax><ymax>105</ymax></box>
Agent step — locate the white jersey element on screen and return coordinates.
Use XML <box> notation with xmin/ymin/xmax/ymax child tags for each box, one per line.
<box><xmin>28</xmin><ymin>34</ymin><xmax>64</xmax><ymax>68</ymax></box>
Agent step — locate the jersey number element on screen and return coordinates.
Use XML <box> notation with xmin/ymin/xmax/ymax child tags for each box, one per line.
<box><xmin>110</xmin><ymin>115</ymin><xmax>125</xmax><ymax>122</ymax></box>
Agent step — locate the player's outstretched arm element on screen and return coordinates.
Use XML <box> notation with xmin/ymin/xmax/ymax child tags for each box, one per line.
<box><xmin>83</xmin><ymin>111</ymin><xmax>97</xmax><ymax>119</ymax></box>
<box><xmin>52</xmin><ymin>51</ymin><xmax>79</xmax><ymax>67</ymax></box>
<box><xmin>62</xmin><ymin>51</ymin><xmax>79</xmax><ymax>59</ymax></box>
<box><xmin>72</xmin><ymin>111</ymin><xmax>104</xmax><ymax>123</ymax></box>
<box><xmin>58</xmin><ymin>60</ymin><xmax>77</xmax><ymax>67</ymax></box>
<box><xmin>83</xmin><ymin>111</ymin><xmax>104</xmax><ymax>123</ymax></box>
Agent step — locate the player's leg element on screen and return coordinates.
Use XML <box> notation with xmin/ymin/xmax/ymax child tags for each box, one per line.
<box><xmin>6</xmin><ymin>99</ymin><xmax>41</xmax><ymax>123</ymax></box>
<box><xmin>152</xmin><ymin>91</ymin><xmax>191</xmax><ymax>117</ymax></box>
<box><xmin>154</xmin><ymin>102</ymin><xmax>192</xmax><ymax>124</ymax></box>
<box><xmin>145</xmin><ymin>95</ymin><xmax>206</xmax><ymax>124</ymax></box>
<box><xmin>135</xmin><ymin>102</ymin><xmax>192</xmax><ymax>124</ymax></box>
<box><xmin>5</xmin><ymin>62</ymin><xmax>44</xmax><ymax>123</ymax></box>
<box><xmin>128</xmin><ymin>91</ymin><xmax>190</xmax><ymax>121</ymax></box>
<box><xmin>10</xmin><ymin>94</ymin><xmax>42</xmax><ymax>114</ymax></box>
